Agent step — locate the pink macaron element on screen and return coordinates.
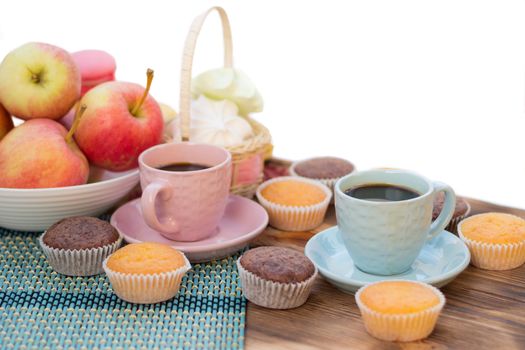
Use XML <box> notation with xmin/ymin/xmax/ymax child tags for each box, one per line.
<box><xmin>72</xmin><ymin>50</ymin><xmax>116</xmax><ymax>96</ymax></box>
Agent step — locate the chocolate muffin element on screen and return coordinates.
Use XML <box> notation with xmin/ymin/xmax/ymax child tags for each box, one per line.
<box><xmin>432</xmin><ymin>194</ymin><xmax>471</xmax><ymax>234</ymax></box>
<box><xmin>40</xmin><ymin>216</ymin><xmax>122</xmax><ymax>276</ymax></box>
<box><xmin>291</xmin><ymin>157</ymin><xmax>354</xmax><ymax>180</ymax></box>
<box><xmin>44</xmin><ymin>216</ymin><xmax>120</xmax><ymax>250</ymax></box>
<box><xmin>237</xmin><ymin>246</ymin><xmax>317</xmax><ymax>309</ymax></box>
<box><xmin>240</xmin><ymin>246</ymin><xmax>315</xmax><ymax>283</ymax></box>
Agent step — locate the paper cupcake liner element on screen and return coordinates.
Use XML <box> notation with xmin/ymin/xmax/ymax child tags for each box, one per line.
<box><xmin>39</xmin><ymin>234</ymin><xmax>122</xmax><ymax>277</ymax></box>
<box><xmin>237</xmin><ymin>258</ymin><xmax>317</xmax><ymax>309</ymax></box>
<box><xmin>445</xmin><ymin>201</ymin><xmax>471</xmax><ymax>234</ymax></box>
<box><xmin>355</xmin><ymin>280</ymin><xmax>445</xmax><ymax>342</ymax></box>
<box><xmin>458</xmin><ymin>216</ymin><xmax>525</xmax><ymax>270</ymax></box>
<box><xmin>256</xmin><ymin>176</ymin><xmax>332</xmax><ymax>231</ymax></box>
<box><xmin>103</xmin><ymin>254</ymin><xmax>191</xmax><ymax>304</ymax></box>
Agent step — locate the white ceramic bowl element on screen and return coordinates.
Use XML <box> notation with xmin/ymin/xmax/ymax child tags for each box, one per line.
<box><xmin>0</xmin><ymin>167</ymin><xmax>140</xmax><ymax>232</ymax></box>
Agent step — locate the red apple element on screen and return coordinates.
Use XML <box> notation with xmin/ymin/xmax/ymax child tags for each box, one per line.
<box><xmin>0</xmin><ymin>42</ymin><xmax>81</xmax><ymax>120</ymax></box>
<box><xmin>0</xmin><ymin>106</ymin><xmax>89</xmax><ymax>188</ymax></box>
<box><xmin>0</xmin><ymin>103</ymin><xmax>14</xmax><ymax>141</ymax></box>
<box><xmin>75</xmin><ymin>69</ymin><xmax>163</xmax><ymax>171</ymax></box>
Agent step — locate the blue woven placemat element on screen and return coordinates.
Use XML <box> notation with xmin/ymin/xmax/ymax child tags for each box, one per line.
<box><xmin>0</xmin><ymin>225</ymin><xmax>246</xmax><ymax>350</ymax></box>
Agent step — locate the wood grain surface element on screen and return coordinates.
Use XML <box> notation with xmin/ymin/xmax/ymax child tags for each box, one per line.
<box><xmin>245</xmin><ymin>161</ymin><xmax>525</xmax><ymax>349</ymax></box>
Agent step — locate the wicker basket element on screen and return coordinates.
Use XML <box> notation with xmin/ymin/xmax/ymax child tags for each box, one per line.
<box><xmin>177</xmin><ymin>6</ymin><xmax>272</xmax><ymax>198</ymax></box>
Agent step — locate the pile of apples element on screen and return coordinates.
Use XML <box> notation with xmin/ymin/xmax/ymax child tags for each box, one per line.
<box><xmin>0</xmin><ymin>42</ymin><xmax>163</xmax><ymax>189</ymax></box>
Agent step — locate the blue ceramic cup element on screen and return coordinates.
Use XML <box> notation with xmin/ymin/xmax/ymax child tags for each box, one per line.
<box><xmin>335</xmin><ymin>169</ymin><xmax>455</xmax><ymax>276</ymax></box>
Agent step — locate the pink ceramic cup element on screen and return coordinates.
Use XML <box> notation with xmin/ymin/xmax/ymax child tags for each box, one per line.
<box><xmin>138</xmin><ymin>143</ymin><xmax>232</xmax><ymax>241</ymax></box>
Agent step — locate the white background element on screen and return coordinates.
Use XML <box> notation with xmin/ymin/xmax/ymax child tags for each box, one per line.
<box><xmin>1</xmin><ymin>0</ymin><xmax>524</xmax><ymax>208</ymax></box>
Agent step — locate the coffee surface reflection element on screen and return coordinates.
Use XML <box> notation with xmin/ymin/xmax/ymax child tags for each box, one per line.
<box><xmin>344</xmin><ymin>184</ymin><xmax>420</xmax><ymax>202</ymax></box>
<box><xmin>157</xmin><ymin>162</ymin><xmax>210</xmax><ymax>172</ymax></box>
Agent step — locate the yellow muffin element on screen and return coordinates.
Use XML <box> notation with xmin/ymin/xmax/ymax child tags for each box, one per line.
<box><xmin>360</xmin><ymin>281</ymin><xmax>441</xmax><ymax>314</ymax></box>
<box><xmin>256</xmin><ymin>177</ymin><xmax>331</xmax><ymax>231</ymax></box>
<box><xmin>261</xmin><ymin>180</ymin><xmax>327</xmax><ymax>206</ymax></box>
<box><xmin>103</xmin><ymin>242</ymin><xmax>190</xmax><ymax>304</ymax></box>
<box><xmin>355</xmin><ymin>280</ymin><xmax>445</xmax><ymax>342</ymax></box>
<box><xmin>106</xmin><ymin>242</ymin><xmax>186</xmax><ymax>274</ymax></box>
<box><xmin>460</xmin><ymin>212</ymin><xmax>525</xmax><ymax>244</ymax></box>
<box><xmin>458</xmin><ymin>213</ymin><xmax>525</xmax><ymax>270</ymax></box>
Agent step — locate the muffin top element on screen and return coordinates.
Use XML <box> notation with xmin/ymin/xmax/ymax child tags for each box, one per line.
<box><xmin>359</xmin><ymin>281</ymin><xmax>441</xmax><ymax>314</ymax></box>
<box><xmin>44</xmin><ymin>216</ymin><xmax>119</xmax><ymax>250</ymax></box>
<box><xmin>432</xmin><ymin>193</ymin><xmax>469</xmax><ymax>220</ymax></box>
<box><xmin>260</xmin><ymin>179</ymin><xmax>327</xmax><ymax>206</ymax></box>
<box><xmin>240</xmin><ymin>246</ymin><xmax>315</xmax><ymax>283</ymax></box>
<box><xmin>106</xmin><ymin>242</ymin><xmax>186</xmax><ymax>274</ymax></box>
<box><xmin>293</xmin><ymin>157</ymin><xmax>354</xmax><ymax>179</ymax></box>
<box><xmin>460</xmin><ymin>212</ymin><xmax>525</xmax><ymax>244</ymax></box>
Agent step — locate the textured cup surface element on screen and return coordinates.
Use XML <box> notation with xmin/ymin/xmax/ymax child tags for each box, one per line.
<box><xmin>139</xmin><ymin>143</ymin><xmax>231</xmax><ymax>241</ymax></box>
<box><xmin>335</xmin><ymin>169</ymin><xmax>455</xmax><ymax>275</ymax></box>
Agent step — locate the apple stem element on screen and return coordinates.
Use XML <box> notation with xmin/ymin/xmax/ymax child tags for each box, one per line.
<box><xmin>132</xmin><ymin>68</ymin><xmax>154</xmax><ymax>116</ymax></box>
<box><xmin>65</xmin><ymin>104</ymin><xmax>87</xmax><ymax>144</ymax></box>
<box><xmin>31</xmin><ymin>74</ymin><xmax>40</xmax><ymax>84</ymax></box>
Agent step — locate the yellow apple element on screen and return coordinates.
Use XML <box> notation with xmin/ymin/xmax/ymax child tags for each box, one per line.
<box><xmin>0</xmin><ymin>42</ymin><xmax>81</xmax><ymax>120</ymax></box>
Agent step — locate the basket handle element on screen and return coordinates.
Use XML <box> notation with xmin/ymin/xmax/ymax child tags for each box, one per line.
<box><xmin>178</xmin><ymin>6</ymin><xmax>234</xmax><ymax>141</ymax></box>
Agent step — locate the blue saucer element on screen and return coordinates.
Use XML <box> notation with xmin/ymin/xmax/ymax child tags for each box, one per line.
<box><xmin>305</xmin><ymin>226</ymin><xmax>470</xmax><ymax>293</ymax></box>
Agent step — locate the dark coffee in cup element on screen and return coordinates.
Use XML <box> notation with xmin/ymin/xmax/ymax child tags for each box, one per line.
<box><xmin>157</xmin><ymin>162</ymin><xmax>210</xmax><ymax>172</ymax></box>
<box><xmin>344</xmin><ymin>184</ymin><xmax>420</xmax><ymax>202</ymax></box>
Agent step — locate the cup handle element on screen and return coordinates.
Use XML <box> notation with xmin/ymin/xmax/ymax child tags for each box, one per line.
<box><xmin>427</xmin><ymin>181</ymin><xmax>456</xmax><ymax>240</ymax></box>
<box><xmin>141</xmin><ymin>181</ymin><xmax>179</xmax><ymax>234</ymax></box>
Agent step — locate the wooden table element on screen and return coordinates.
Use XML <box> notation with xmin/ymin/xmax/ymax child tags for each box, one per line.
<box><xmin>245</xmin><ymin>163</ymin><xmax>525</xmax><ymax>349</ymax></box>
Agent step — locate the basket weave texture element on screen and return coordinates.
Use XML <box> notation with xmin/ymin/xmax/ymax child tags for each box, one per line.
<box><xmin>177</xmin><ymin>6</ymin><xmax>272</xmax><ymax>198</ymax></box>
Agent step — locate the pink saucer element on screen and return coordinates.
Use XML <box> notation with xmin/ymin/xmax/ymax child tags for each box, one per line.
<box><xmin>110</xmin><ymin>195</ymin><xmax>269</xmax><ymax>262</ymax></box>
